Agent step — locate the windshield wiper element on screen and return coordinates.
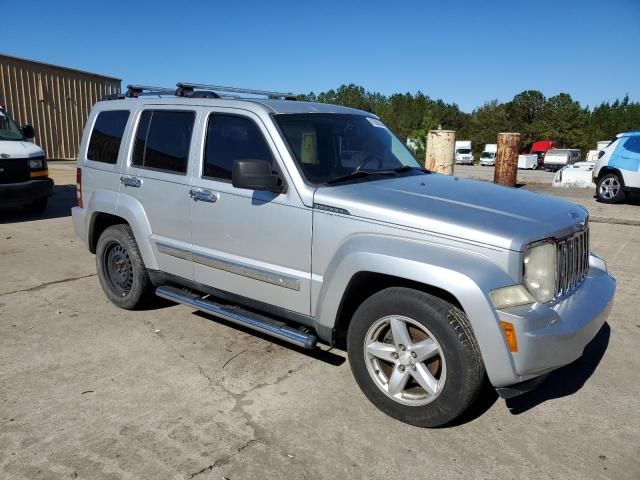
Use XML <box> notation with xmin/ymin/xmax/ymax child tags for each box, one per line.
<box><xmin>325</xmin><ymin>166</ymin><xmax>430</xmax><ymax>185</ymax></box>
<box><xmin>392</xmin><ymin>165</ymin><xmax>431</xmax><ymax>174</ymax></box>
<box><xmin>325</xmin><ymin>170</ymin><xmax>396</xmax><ymax>185</ymax></box>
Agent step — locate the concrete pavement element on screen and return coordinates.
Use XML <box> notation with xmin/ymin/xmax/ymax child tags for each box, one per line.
<box><xmin>1</xmin><ymin>163</ymin><xmax>639</xmax><ymax>479</ymax></box>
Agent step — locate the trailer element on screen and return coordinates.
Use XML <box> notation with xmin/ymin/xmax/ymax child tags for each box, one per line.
<box><xmin>518</xmin><ymin>154</ymin><xmax>538</xmax><ymax>169</ymax></box>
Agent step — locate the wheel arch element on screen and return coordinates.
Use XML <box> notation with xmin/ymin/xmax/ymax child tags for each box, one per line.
<box><xmin>332</xmin><ymin>271</ymin><xmax>464</xmax><ymax>349</ymax></box>
<box><xmin>312</xmin><ymin>238</ymin><xmax>521</xmax><ymax>387</ymax></box>
<box><xmin>597</xmin><ymin>166</ymin><xmax>626</xmax><ymax>186</ymax></box>
<box><xmin>87</xmin><ymin>191</ymin><xmax>158</xmax><ymax>269</ymax></box>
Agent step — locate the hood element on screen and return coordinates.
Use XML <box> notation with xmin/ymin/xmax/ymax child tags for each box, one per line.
<box><xmin>313</xmin><ymin>174</ymin><xmax>588</xmax><ymax>251</ymax></box>
<box><xmin>0</xmin><ymin>140</ymin><xmax>45</xmax><ymax>159</ymax></box>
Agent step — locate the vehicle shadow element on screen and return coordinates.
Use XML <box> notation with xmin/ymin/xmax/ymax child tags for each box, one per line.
<box><xmin>594</xmin><ymin>191</ymin><xmax>640</xmax><ymax>206</ymax></box>
<box><xmin>506</xmin><ymin>322</ymin><xmax>610</xmax><ymax>415</ymax></box>
<box><xmin>0</xmin><ymin>184</ymin><xmax>75</xmax><ymax>224</ymax></box>
<box><xmin>192</xmin><ymin>310</ymin><xmax>347</xmax><ymax>367</ymax></box>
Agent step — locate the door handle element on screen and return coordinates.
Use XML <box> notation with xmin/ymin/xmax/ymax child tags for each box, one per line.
<box><xmin>120</xmin><ymin>176</ymin><xmax>141</xmax><ymax>188</ymax></box>
<box><xmin>189</xmin><ymin>189</ymin><xmax>217</xmax><ymax>203</ymax></box>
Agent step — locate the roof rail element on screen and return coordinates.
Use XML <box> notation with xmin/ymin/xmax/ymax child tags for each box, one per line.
<box><xmin>176</xmin><ymin>82</ymin><xmax>297</xmax><ymax>100</ymax></box>
<box><xmin>125</xmin><ymin>85</ymin><xmax>176</xmax><ymax>98</ymax></box>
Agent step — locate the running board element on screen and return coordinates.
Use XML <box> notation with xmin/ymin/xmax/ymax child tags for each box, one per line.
<box><xmin>155</xmin><ymin>285</ymin><xmax>317</xmax><ymax>349</ymax></box>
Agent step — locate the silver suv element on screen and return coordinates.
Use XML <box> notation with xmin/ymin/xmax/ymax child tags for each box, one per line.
<box><xmin>72</xmin><ymin>83</ymin><xmax>616</xmax><ymax>427</ymax></box>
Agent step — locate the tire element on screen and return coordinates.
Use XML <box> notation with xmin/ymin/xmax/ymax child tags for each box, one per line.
<box><xmin>347</xmin><ymin>287</ymin><xmax>485</xmax><ymax>428</ymax></box>
<box><xmin>23</xmin><ymin>197</ymin><xmax>47</xmax><ymax>214</ymax></box>
<box><xmin>597</xmin><ymin>172</ymin><xmax>626</xmax><ymax>204</ymax></box>
<box><xmin>95</xmin><ymin>224</ymin><xmax>154</xmax><ymax>309</ymax></box>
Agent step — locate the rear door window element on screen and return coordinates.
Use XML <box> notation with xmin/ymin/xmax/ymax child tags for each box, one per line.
<box><xmin>132</xmin><ymin>110</ymin><xmax>195</xmax><ymax>174</ymax></box>
<box><xmin>87</xmin><ymin>110</ymin><xmax>130</xmax><ymax>164</ymax></box>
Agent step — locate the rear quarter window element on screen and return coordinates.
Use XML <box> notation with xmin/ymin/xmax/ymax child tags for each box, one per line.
<box><xmin>87</xmin><ymin>110</ymin><xmax>130</xmax><ymax>164</ymax></box>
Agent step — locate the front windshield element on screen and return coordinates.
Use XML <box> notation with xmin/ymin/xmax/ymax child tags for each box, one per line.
<box><xmin>275</xmin><ymin>113</ymin><xmax>421</xmax><ymax>185</ymax></box>
<box><xmin>481</xmin><ymin>152</ymin><xmax>494</xmax><ymax>158</ymax></box>
<box><xmin>457</xmin><ymin>148</ymin><xmax>471</xmax><ymax>154</ymax></box>
<box><xmin>0</xmin><ymin>109</ymin><xmax>25</xmax><ymax>141</ymax></box>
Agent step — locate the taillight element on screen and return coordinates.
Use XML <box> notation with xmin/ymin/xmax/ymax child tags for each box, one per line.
<box><xmin>76</xmin><ymin>167</ymin><xmax>83</xmax><ymax>208</ymax></box>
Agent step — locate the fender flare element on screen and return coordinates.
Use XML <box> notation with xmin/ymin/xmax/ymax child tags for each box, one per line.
<box><xmin>87</xmin><ymin>190</ymin><xmax>158</xmax><ymax>270</ymax></box>
<box><xmin>314</xmin><ymin>235</ymin><xmax>520</xmax><ymax>386</ymax></box>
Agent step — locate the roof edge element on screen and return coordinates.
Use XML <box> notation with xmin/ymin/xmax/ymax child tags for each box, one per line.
<box><xmin>0</xmin><ymin>52</ymin><xmax>121</xmax><ymax>82</ymax></box>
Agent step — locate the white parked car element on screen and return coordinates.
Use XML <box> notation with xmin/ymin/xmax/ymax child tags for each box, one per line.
<box><xmin>552</xmin><ymin>162</ymin><xmax>595</xmax><ymax>188</ymax></box>
<box><xmin>593</xmin><ymin>131</ymin><xmax>640</xmax><ymax>203</ymax></box>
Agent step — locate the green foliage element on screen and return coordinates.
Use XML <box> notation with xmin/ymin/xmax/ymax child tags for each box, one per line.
<box><xmin>300</xmin><ymin>85</ymin><xmax>639</xmax><ymax>158</ymax></box>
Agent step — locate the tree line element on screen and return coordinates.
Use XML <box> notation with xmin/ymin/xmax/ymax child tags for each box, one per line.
<box><xmin>299</xmin><ymin>85</ymin><xmax>640</xmax><ymax>159</ymax></box>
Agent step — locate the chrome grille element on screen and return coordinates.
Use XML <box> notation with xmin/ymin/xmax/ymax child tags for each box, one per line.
<box><xmin>555</xmin><ymin>226</ymin><xmax>589</xmax><ymax>297</ymax></box>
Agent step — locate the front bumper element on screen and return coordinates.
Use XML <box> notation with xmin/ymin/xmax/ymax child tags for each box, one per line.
<box><xmin>0</xmin><ymin>178</ymin><xmax>54</xmax><ymax>206</ymax></box>
<box><xmin>497</xmin><ymin>253</ymin><xmax>615</xmax><ymax>385</ymax></box>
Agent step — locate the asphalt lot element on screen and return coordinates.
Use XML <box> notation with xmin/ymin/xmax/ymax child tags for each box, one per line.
<box><xmin>1</xmin><ymin>162</ymin><xmax>639</xmax><ymax>479</ymax></box>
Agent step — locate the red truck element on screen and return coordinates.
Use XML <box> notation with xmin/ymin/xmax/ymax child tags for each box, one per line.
<box><xmin>530</xmin><ymin>140</ymin><xmax>557</xmax><ymax>167</ymax></box>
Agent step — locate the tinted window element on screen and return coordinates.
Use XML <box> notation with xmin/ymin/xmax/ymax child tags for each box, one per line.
<box><xmin>624</xmin><ymin>136</ymin><xmax>640</xmax><ymax>154</ymax></box>
<box><xmin>132</xmin><ymin>110</ymin><xmax>194</xmax><ymax>174</ymax></box>
<box><xmin>87</xmin><ymin>110</ymin><xmax>129</xmax><ymax>163</ymax></box>
<box><xmin>203</xmin><ymin>115</ymin><xmax>274</xmax><ymax>180</ymax></box>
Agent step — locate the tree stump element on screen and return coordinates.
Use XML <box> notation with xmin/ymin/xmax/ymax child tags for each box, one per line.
<box><xmin>494</xmin><ymin>133</ymin><xmax>521</xmax><ymax>186</ymax></box>
<box><xmin>425</xmin><ymin>130</ymin><xmax>455</xmax><ymax>175</ymax></box>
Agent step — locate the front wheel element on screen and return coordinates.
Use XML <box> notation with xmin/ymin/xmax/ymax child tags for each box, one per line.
<box><xmin>347</xmin><ymin>287</ymin><xmax>485</xmax><ymax>427</ymax></box>
<box><xmin>597</xmin><ymin>173</ymin><xmax>626</xmax><ymax>204</ymax></box>
<box><xmin>96</xmin><ymin>224</ymin><xmax>154</xmax><ymax>309</ymax></box>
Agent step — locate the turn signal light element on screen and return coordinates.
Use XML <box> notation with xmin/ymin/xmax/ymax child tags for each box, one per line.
<box><xmin>500</xmin><ymin>321</ymin><xmax>518</xmax><ymax>353</ymax></box>
<box><xmin>30</xmin><ymin>169</ymin><xmax>49</xmax><ymax>178</ymax></box>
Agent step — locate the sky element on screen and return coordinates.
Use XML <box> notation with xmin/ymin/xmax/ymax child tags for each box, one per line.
<box><xmin>3</xmin><ymin>0</ymin><xmax>639</xmax><ymax>112</ymax></box>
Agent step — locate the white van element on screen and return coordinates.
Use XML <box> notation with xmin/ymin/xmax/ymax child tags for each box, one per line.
<box><xmin>0</xmin><ymin>107</ymin><xmax>53</xmax><ymax>213</ymax></box>
<box><xmin>454</xmin><ymin>140</ymin><xmax>473</xmax><ymax>164</ymax></box>
<box><xmin>480</xmin><ymin>143</ymin><xmax>497</xmax><ymax>166</ymax></box>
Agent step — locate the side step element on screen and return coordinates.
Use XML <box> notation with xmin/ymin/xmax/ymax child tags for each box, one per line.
<box><xmin>155</xmin><ymin>285</ymin><xmax>317</xmax><ymax>349</ymax></box>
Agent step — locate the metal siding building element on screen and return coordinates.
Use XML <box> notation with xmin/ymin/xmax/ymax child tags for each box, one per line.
<box><xmin>0</xmin><ymin>53</ymin><xmax>121</xmax><ymax>160</ymax></box>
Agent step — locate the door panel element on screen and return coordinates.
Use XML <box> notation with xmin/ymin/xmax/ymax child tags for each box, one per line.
<box><xmin>190</xmin><ymin>110</ymin><xmax>312</xmax><ymax>315</ymax></box>
<box><xmin>121</xmin><ymin>106</ymin><xmax>200</xmax><ymax>280</ymax></box>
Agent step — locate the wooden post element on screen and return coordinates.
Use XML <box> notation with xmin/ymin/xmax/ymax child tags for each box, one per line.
<box><xmin>494</xmin><ymin>133</ymin><xmax>520</xmax><ymax>186</ymax></box>
<box><xmin>425</xmin><ymin>130</ymin><xmax>455</xmax><ymax>175</ymax></box>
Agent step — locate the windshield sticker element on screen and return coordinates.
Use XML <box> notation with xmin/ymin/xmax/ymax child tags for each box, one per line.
<box><xmin>366</xmin><ymin>117</ymin><xmax>386</xmax><ymax>129</ymax></box>
<box><xmin>301</xmin><ymin>133</ymin><xmax>318</xmax><ymax>164</ymax></box>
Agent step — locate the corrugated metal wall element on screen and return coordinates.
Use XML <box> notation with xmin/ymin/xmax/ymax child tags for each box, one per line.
<box><xmin>0</xmin><ymin>54</ymin><xmax>121</xmax><ymax>160</ymax></box>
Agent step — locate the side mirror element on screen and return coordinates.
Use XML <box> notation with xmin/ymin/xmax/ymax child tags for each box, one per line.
<box><xmin>22</xmin><ymin>125</ymin><xmax>35</xmax><ymax>139</ymax></box>
<box><xmin>232</xmin><ymin>159</ymin><xmax>283</xmax><ymax>193</ymax></box>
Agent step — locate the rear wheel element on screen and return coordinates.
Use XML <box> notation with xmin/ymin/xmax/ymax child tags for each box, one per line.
<box><xmin>597</xmin><ymin>172</ymin><xmax>626</xmax><ymax>203</ymax></box>
<box><xmin>96</xmin><ymin>224</ymin><xmax>154</xmax><ymax>309</ymax></box>
<box><xmin>347</xmin><ymin>287</ymin><xmax>485</xmax><ymax>427</ymax></box>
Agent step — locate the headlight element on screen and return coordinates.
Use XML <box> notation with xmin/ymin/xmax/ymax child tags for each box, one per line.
<box><xmin>29</xmin><ymin>158</ymin><xmax>43</xmax><ymax>169</ymax></box>
<box><xmin>523</xmin><ymin>241</ymin><xmax>556</xmax><ymax>303</ymax></box>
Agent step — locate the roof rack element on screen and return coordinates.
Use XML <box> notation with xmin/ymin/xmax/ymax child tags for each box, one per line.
<box><xmin>125</xmin><ymin>85</ymin><xmax>176</xmax><ymax>98</ymax></box>
<box><xmin>176</xmin><ymin>82</ymin><xmax>297</xmax><ymax>100</ymax></box>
